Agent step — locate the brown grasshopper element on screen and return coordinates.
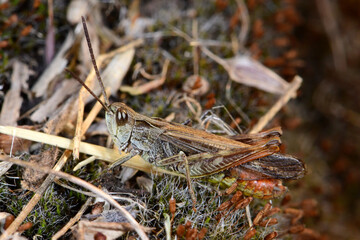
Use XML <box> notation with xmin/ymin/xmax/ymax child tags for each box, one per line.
<box><xmin>71</xmin><ymin>17</ymin><xmax>305</xmax><ymax>201</ymax></box>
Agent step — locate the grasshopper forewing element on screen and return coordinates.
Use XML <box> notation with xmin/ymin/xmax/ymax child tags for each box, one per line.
<box><xmin>72</xmin><ymin>17</ymin><xmax>305</xmax><ymax>200</ymax></box>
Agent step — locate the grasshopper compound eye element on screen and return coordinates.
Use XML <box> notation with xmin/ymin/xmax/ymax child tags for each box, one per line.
<box><xmin>116</xmin><ymin>108</ymin><xmax>128</xmax><ymax>126</ymax></box>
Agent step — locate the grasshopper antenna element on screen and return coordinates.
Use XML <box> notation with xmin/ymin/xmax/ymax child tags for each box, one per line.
<box><xmin>66</xmin><ymin>69</ymin><xmax>111</xmax><ymax>112</ymax></box>
<box><xmin>81</xmin><ymin>16</ymin><xmax>110</xmax><ymax>107</ymax></box>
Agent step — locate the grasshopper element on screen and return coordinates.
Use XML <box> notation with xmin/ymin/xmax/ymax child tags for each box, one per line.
<box><xmin>72</xmin><ymin>17</ymin><xmax>305</xmax><ymax>202</ymax></box>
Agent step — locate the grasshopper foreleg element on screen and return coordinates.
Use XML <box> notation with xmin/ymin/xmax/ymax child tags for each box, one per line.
<box><xmin>110</xmin><ymin>149</ymin><xmax>140</xmax><ymax>169</ymax></box>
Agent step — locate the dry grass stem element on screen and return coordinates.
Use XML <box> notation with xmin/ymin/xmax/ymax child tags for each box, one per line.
<box><xmin>31</xmin><ymin>32</ymin><xmax>75</xmax><ymax>97</ymax></box>
<box><xmin>236</xmin><ymin>0</ymin><xmax>250</xmax><ymax>48</ymax></box>
<box><xmin>120</xmin><ymin>59</ymin><xmax>170</xmax><ymax>95</ymax></box>
<box><xmin>0</xmin><ymin>125</ymin><xmax>180</xmax><ymax>176</ymax></box>
<box><xmin>0</xmin><ymin>60</ymin><xmax>30</xmax><ymax>126</ymax></box>
<box><xmin>250</xmin><ymin>76</ymin><xmax>302</xmax><ymax>134</ymax></box>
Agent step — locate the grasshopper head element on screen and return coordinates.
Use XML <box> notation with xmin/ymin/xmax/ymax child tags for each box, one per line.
<box><xmin>105</xmin><ymin>102</ymin><xmax>136</xmax><ymax>150</ymax></box>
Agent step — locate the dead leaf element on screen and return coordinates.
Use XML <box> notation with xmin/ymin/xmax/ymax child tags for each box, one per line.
<box><xmin>0</xmin><ymin>60</ymin><xmax>31</xmax><ymax>126</ymax></box>
<box><xmin>100</xmin><ymin>49</ymin><xmax>135</xmax><ymax>97</ymax></box>
<box><xmin>86</xmin><ymin>120</ymin><xmax>108</xmax><ymax>137</ymax></box>
<box><xmin>32</xmin><ymin>32</ymin><xmax>75</xmax><ymax>97</ymax></box>
<box><xmin>91</xmin><ymin>202</ymin><xmax>105</xmax><ymax>215</ymax></box>
<box><xmin>66</xmin><ymin>0</ymin><xmax>89</xmax><ymax>25</ymax></box>
<box><xmin>119</xmin><ymin>167</ymin><xmax>138</xmax><ymax>184</ymax></box>
<box><xmin>0</xmin><ymin>125</ymin><xmax>34</xmax><ymax>177</ymax></box>
<box><xmin>202</xmin><ymin>47</ymin><xmax>289</xmax><ymax>95</ymax></box>
<box><xmin>45</xmin><ymin>21</ymin><xmax>55</xmax><ymax>65</ymax></box>
<box><xmin>0</xmin><ymin>161</ymin><xmax>12</xmax><ymax>177</ymax></box>
<box><xmin>226</xmin><ymin>55</ymin><xmax>289</xmax><ymax>94</ymax></box>
<box><xmin>21</xmin><ymin>148</ymin><xmax>58</xmax><ymax>191</ymax></box>
<box><xmin>20</xmin><ymin>25</ymin><xmax>32</xmax><ymax>37</ymax></box>
<box><xmin>43</xmin><ymin>94</ymin><xmax>79</xmax><ymax>135</ymax></box>
<box><xmin>40</xmin><ymin>45</ymin><xmax>135</xmax><ymax>134</ymax></box>
<box><xmin>0</xmin><ymin>126</ymin><xmax>34</xmax><ymax>155</ymax></box>
<box><xmin>30</xmin><ymin>79</ymin><xmax>80</xmax><ymax>122</ymax></box>
<box><xmin>136</xmin><ymin>176</ymin><xmax>153</xmax><ymax>193</ymax></box>
<box><xmin>119</xmin><ymin>0</ymin><xmax>154</xmax><ymax>38</ymax></box>
<box><xmin>0</xmin><ymin>213</ymin><xmax>28</xmax><ymax>239</ymax></box>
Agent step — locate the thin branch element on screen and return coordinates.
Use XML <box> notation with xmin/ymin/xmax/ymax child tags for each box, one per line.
<box><xmin>236</xmin><ymin>0</ymin><xmax>250</xmax><ymax>49</ymax></box>
<box><xmin>192</xmin><ymin>20</ymin><xmax>199</xmax><ymax>75</ymax></box>
<box><xmin>200</xmin><ymin>46</ymin><xmax>228</xmax><ymax>68</ymax></box>
<box><xmin>250</xmin><ymin>76</ymin><xmax>302</xmax><ymax>134</ymax></box>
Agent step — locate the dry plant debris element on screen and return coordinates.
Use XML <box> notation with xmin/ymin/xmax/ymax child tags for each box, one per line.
<box><xmin>0</xmin><ymin>1</ymin><xmax>331</xmax><ymax>239</ymax></box>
